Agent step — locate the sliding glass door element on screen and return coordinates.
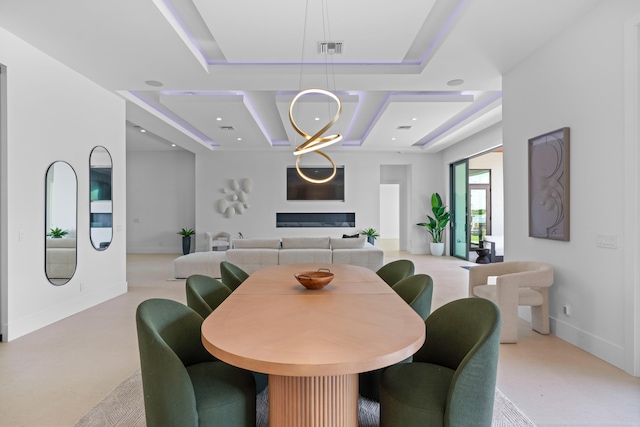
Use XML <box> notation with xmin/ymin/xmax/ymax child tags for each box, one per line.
<box><xmin>450</xmin><ymin>160</ymin><xmax>469</xmax><ymax>259</ymax></box>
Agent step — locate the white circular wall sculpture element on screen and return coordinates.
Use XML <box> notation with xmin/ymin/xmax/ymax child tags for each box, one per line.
<box><xmin>216</xmin><ymin>177</ymin><xmax>252</xmax><ymax>218</ymax></box>
<box><xmin>224</xmin><ymin>206</ymin><xmax>236</xmax><ymax>218</ymax></box>
<box><xmin>241</xmin><ymin>179</ymin><xmax>252</xmax><ymax>193</ymax></box>
<box><xmin>216</xmin><ymin>199</ymin><xmax>229</xmax><ymax>214</ymax></box>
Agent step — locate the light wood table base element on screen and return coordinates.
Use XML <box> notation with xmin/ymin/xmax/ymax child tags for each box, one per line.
<box><xmin>269</xmin><ymin>374</ymin><xmax>358</xmax><ymax>427</ymax></box>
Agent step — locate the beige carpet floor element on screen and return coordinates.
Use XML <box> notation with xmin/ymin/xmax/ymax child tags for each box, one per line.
<box><xmin>75</xmin><ymin>370</ymin><xmax>536</xmax><ymax>426</ymax></box>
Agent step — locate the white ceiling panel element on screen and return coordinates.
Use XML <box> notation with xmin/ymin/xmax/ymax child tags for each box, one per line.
<box><xmin>193</xmin><ymin>0</ymin><xmax>437</xmax><ymax>63</ymax></box>
<box><xmin>159</xmin><ymin>94</ymin><xmax>271</xmax><ymax>149</ymax></box>
<box><xmin>364</xmin><ymin>99</ymin><xmax>472</xmax><ymax>149</ymax></box>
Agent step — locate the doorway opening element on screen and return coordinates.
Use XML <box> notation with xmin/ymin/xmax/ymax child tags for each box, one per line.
<box><xmin>469</xmin><ymin>170</ymin><xmax>491</xmax><ymax>248</ymax></box>
<box><xmin>450</xmin><ymin>149</ymin><xmax>503</xmax><ymax>261</ymax></box>
<box><xmin>379</xmin><ymin>183</ymin><xmax>400</xmax><ymax>252</ymax></box>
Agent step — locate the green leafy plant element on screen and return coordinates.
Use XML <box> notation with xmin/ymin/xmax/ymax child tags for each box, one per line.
<box><xmin>360</xmin><ymin>228</ymin><xmax>380</xmax><ymax>240</ymax></box>
<box><xmin>417</xmin><ymin>193</ymin><xmax>451</xmax><ymax>243</ymax></box>
<box><xmin>177</xmin><ymin>228</ymin><xmax>195</xmax><ymax>237</ymax></box>
<box><xmin>47</xmin><ymin>227</ymin><xmax>69</xmax><ymax>238</ymax></box>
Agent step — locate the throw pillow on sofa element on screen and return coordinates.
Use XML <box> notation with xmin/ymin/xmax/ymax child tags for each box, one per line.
<box><xmin>330</xmin><ymin>236</ymin><xmax>366</xmax><ymax>249</ymax></box>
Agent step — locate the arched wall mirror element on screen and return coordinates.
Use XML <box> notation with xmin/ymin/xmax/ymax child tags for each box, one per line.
<box><xmin>89</xmin><ymin>146</ymin><xmax>113</xmax><ymax>250</ymax></box>
<box><xmin>45</xmin><ymin>161</ymin><xmax>77</xmax><ymax>286</ymax></box>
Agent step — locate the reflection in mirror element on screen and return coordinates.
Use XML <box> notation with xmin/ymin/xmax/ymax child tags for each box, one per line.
<box><xmin>90</xmin><ymin>146</ymin><xmax>112</xmax><ymax>250</ymax></box>
<box><xmin>45</xmin><ymin>161</ymin><xmax>77</xmax><ymax>286</ymax></box>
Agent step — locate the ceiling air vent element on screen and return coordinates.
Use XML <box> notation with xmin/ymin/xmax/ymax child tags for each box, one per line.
<box><xmin>318</xmin><ymin>41</ymin><xmax>344</xmax><ymax>54</ymax></box>
<box><xmin>220</xmin><ymin>126</ymin><xmax>235</xmax><ymax>131</ymax></box>
<box><xmin>397</xmin><ymin>126</ymin><xmax>412</xmax><ymax>130</ymax></box>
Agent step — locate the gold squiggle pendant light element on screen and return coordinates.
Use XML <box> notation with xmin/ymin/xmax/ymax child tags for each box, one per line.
<box><xmin>290</xmin><ymin>0</ymin><xmax>342</xmax><ymax>184</ymax></box>
<box><xmin>289</xmin><ymin>88</ymin><xmax>342</xmax><ymax>183</ymax></box>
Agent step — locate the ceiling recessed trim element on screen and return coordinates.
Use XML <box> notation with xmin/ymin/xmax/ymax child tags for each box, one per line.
<box><xmin>416</xmin><ymin>91</ymin><xmax>502</xmax><ymax>147</ymax></box>
<box><xmin>152</xmin><ymin>0</ymin><xmax>209</xmax><ymax>72</ymax></box>
<box><xmin>118</xmin><ymin>90</ymin><xmax>216</xmax><ymax>150</ymax></box>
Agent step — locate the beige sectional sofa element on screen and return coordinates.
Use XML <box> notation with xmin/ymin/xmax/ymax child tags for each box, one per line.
<box><xmin>227</xmin><ymin>236</ymin><xmax>384</xmax><ymax>274</ymax></box>
<box><xmin>172</xmin><ymin>236</ymin><xmax>384</xmax><ymax>278</ymax></box>
<box><xmin>45</xmin><ymin>237</ymin><xmax>76</xmax><ymax>279</ymax></box>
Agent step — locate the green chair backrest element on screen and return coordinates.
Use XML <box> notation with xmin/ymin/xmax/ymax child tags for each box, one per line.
<box><xmin>391</xmin><ymin>274</ymin><xmax>433</xmax><ymax>321</ymax></box>
<box><xmin>376</xmin><ymin>259</ymin><xmax>415</xmax><ymax>286</ymax></box>
<box><xmin>186</xmin><ymin>274</ymin><xmax>231</xmax><ymax>318</ymax></box>
<box><xmin>220</xmin><ymin>261</ymin><xmax>250</xmax><ymax>291</ymax></box>
<box><xmin>414</xmin><ymin>298</ymin><xmax>501</xmax><ymax>427</ymax></box>
<box><xmin>136</xmin><ymin>299</ymin><xmax>216</xmax><ymax>427</ymax></box>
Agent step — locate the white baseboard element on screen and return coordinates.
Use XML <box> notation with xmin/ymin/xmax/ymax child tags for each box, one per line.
<box><xmin>127</xmin><ymin>247</ymin><xmax>182</xmax><ymax>254</ymax></box>
<box><xmin>550</xmin><ymin>316</ymin><xmax>625</xmax><ymax>370</ymax></box>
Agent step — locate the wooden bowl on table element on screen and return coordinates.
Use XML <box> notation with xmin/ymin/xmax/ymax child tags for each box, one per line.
<box><xmin>294</xmin><ymin>269</ymin><xmax>335</xmax><ymax>290</ymax></box>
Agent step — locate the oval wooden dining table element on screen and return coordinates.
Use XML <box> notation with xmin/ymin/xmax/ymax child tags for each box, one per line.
<box><xmin>201</xmin><ymin>263</ymin><xmax>425</xmax><ymax>427</ymax></box>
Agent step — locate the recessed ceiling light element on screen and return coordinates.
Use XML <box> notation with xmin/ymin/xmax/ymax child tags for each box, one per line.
<box><xmin>237</xmin><ymin>138</ymin><xmax>242</xmax><ymax>141</ymax></box>
<box><xmin>391</xmin><ymin>137</ymin><xmax>396</xmax><ymax>141</ymax></box>
<box><xmin>315</xmin><ymin>117</ymin><xmax>320</xmax><ymax>121</ymax></box>
<box><xmin>145</xmin><ymin>80</ymin><xmax>164</xmax><ymax>87</ymax></box>
<box><xmin>447</xmin><ymin>79</ymin><xmax>464</xmax><ymax>86</ymax></box>
<box><xmin>171</xmin><ymin>144</ymin><xmax>176</xmax><ymax>147</ymax></box>
<box><xmin>411</xmin><ymin>117</ymin><xmax>417</xmax><ymax>121</ymax></box>
<box><xmin>140</xmin><ymin>129</ymin><xmax>146</xmax><ymax>133</ymax></box>
<box><xmin>216</xmin><ymin>117</ymin><xmax>222</xmax><ymax>121</ymax></box>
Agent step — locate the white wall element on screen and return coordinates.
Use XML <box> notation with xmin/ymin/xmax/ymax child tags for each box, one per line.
<box><xmin>192</xmin><ymin>150</ymin><xmax>442</xmax><ymax>254</ymax></box>
<box><xmin>0</xmin><ymin>26</ymin><xmax>127</xmax><ymax>340</ymax></box>
<box><xmin>126</xmin><ymin>150</ymin><xmax>195</xmax><ymax>253</ymax></box>
<box><xmin>502</xmin><ymin>1</ymin><xmax>640</xmax><ymax>371</ymax></box>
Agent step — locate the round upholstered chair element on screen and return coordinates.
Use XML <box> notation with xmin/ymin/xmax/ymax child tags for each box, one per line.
<box><xmin>185</xmin><ymin>275</ymin><xmax>268</xmax><ymax>394</ymax></box>
<box><xmin>375</xmin><ymin>259</ymin><xmax>415</xmax><ymax>287</ymax></box>
<box><xmin>136</xmin><ymin>298</ymin><xmax>256</xmax><ymax>427</ymax></box>
<box><xmin>359</xmin><ymin>273</ymin><xmax>434</xmax><ymax>401</ymax></box>
<box><xmin>469</xmin><ymin>261</ymin><xmax>553</xmax><ymax>343</ymax></box>
<box><xmin>220</xmin><ymin>261</ymin><xmax>250</xmax><ymax>291</ymax></box>
<box><xmin>379</xmin><ymin>298</ymin><xmax>501</xmax><ymax>427</ymax></box>
<box><xmin>186</xmin><ymin>274</ymin><xmax>231</xmax><ymax>319</ymax></box>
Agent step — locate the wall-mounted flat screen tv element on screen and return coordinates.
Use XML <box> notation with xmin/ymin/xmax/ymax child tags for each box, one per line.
<box><xmin>287</xmin><ymin>166</ymin><xmax>345</xmax><ymax>201</ymax></box>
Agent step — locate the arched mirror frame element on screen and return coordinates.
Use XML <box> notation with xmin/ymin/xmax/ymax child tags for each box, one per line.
<box><xmin>89</xmin><ymin>146</ymin><xmax>113</xmax><ymax>251</ymax></box>
<box><xmin>45</xmin><ymin>161</ymin><xmax>78</xmax><ymax>286</ymax></box>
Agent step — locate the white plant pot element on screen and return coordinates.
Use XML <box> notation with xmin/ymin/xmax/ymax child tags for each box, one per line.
<box><xmin>430</xmin><ymin>242</ymin><xmax>445</xmax><ymax>256</ymax></box>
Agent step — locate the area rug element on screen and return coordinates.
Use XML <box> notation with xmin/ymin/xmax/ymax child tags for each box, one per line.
<box><xmin>75</xmin><ymin>370</ymin><xmax>535</xmax><ymax>427</ymax></box>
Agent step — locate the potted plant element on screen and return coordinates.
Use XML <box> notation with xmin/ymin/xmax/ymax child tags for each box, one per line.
<box><xmin>47</xmin><ymin>227</ymin><xmax>69</xmax><ymax>238</ymax></box>
<box><xmin>360</xmin><ymin>228</ymin><xmax>380</xmax><ymax>245</ymax></box>
<box><xmin>417</xmin><ymin>193</ymin><xmax>451</xmax><ymax>256</ymax></box>
<box><xmin>178</xmin><ymin>228</ymin><xmax>195</xmax><ymax>255</ymax></box>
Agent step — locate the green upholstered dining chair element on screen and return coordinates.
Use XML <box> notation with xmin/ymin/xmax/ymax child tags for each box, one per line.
<box><xmin>220</xmin><ymin>261</ymin><xmax>250</xmax><ymax>291</ymax></box>
<box><xmin>136</xmin><ymin>298</ymin><xmax>256</xmax><ymax>427</ymax></box>
<box><xmin>359</xmin><ymin>273</ymin><xmax>434</xmax><ymax>402</ymax></box>
<box><xmin>379</xmin><ymin>298</ymin><xmax>501</xmax><ymax>427</ymax></box>
<box><xmin>185</xmin><ymin>274</ymin><xmax>231</xmax><ymax>319</ymax></box>
<box><xmin>392</xmin><ymin>273</ymin><xmax>434</xmax><ymax>321</ymax></box>
<box><xmin>185</xmin><ymin>275</ymin><xmax>268</xmax><ymax>394</ymax></box>
<box><xmin>376</xmin><ymin>259</ymin><xmax>415</xmax><ymax>287</ymax></box>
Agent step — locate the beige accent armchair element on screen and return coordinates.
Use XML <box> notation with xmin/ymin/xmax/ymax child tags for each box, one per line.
<box><xmin>469</xmin><ymin>261</ymin><xmax>553</xmax><ymax>343</ymax></box>
<box><xmin>204</xmin><ymin>231</ymin><xmax>230</xmax><ymax>251</ymax></box>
